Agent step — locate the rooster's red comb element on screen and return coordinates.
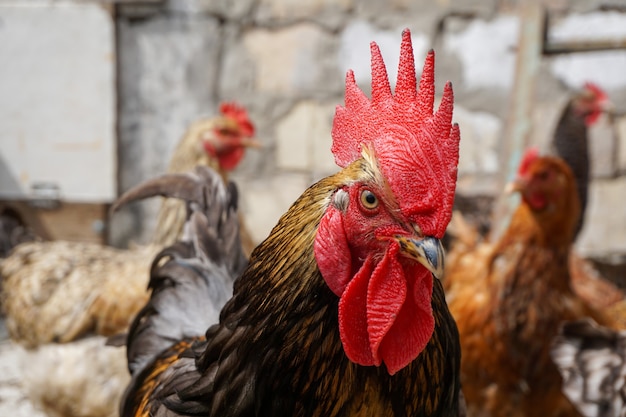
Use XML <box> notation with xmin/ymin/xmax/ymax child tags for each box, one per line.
<box><xmin>331</xmin><ymin>29</ymin><xmax>460</xmax><ymax>238</ymax></box>
<box><xmin>219</xmin><ymin>101</ymin><xmax>255</xmax><ymax>137</ymax></box>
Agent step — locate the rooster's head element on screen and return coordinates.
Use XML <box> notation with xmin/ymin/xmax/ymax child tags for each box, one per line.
<box><xmin>574</xmin><ymin>82</ymin><xmax>610</xmax><ymax>126</ymax></box>
<box><xmin>314</xmin><ymin>29</ymin><xmax>460</xmax><ymax>375</ymax></box>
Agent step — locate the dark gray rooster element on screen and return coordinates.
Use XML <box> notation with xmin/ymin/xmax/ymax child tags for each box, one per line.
<box><xmin>115</xmin><ymin>165</ymin><xmax>248</xmax><ymax>405</ymax></box>
<box><xmin>551</xmin><ymin>82</ymin><xmax>609</xmax><ymax>240</ymax></box>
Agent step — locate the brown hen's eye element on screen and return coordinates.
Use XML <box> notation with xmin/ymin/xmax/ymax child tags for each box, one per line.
<box><xmin>360</xmin><ymin>189</ymin><xmax>379</xmax><ymax>210</ymax></box>
<box><xmin>536</xmin><ymin>170</ymin><xmax>549</xmax><ymax>181</ymax></box>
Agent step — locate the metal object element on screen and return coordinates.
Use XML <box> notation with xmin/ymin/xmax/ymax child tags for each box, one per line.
<box><xmin>29</xmin><ymin>182</ymin><xmax>61</xmax><ymax>210</ymax></box>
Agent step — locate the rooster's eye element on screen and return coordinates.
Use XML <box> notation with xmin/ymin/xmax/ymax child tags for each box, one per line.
<box><xmin>360</xmin><ymin>189</ymin><xmax>379</xmax><ymax>210</ymax></box>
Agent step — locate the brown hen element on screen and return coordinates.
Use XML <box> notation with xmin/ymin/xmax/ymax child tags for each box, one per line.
<box><xmin>445</xmin><ymin>149</ymin><xmax>615</xmax><ymax>417</ymax></box>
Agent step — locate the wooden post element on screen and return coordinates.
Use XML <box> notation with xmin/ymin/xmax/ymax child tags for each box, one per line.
<box><xmin>489</xmin><ymin>0</ymin><xmax>544</xmax><ymax>243</ymax></box>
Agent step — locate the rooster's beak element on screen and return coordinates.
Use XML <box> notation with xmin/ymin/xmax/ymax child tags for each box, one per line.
<box><xmin>394</xmin><ymin>235</ymin><xmax>444</xmax><ymax>279</ymax></box>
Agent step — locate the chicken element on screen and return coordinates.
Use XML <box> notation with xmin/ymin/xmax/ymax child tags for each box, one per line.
<box><xmin>548</xmin><ymin>83</ymin><xmax>623</xmax><ymax>313</ymax></box>
<box><xmin>569</xmin><ymin>255</ymin><xmax>625</xmax><ymax>313</ymax></box>
<box><xmin>1</xmin><ymin>101</ymin><xmax>257</xmax><ymax>347</ymax></box>
<box><xmin>154</xmin><ymin>102</ymin><xmax>258</xmax><ymax>250</ymax></box>
<box><xmin>445</xmin><ymin>211</ymin><xmax>625</xmax><ymax>316</ymax></box>
<box><xmin>0</xmin><ymin>102</ymin><xmax>257</xmax><ymax>417</ymax></box>
<box><xmin>550</xmin><ymin>82</ymin><xmax>609</xmax><ymax>240</ymax></box>
<box><xmin>551</xmin><ymin>319</ymin><xmax>626</xmax><ymax>417</ymax></box>
<box><xmin>445</xmin><ymin>148</ymin><xmax>615</xmax><ymax>417</ymax></box>
<box><xmin>121</xmin><ymin>30</ymin><xmax>463</xmax><ymax>417</ymax></box>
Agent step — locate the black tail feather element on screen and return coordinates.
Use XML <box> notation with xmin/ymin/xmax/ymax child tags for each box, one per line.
<box><xmin>119</xmin><ymin>166</ymin><xmax>248</xmax><ymax>376</ymax></box>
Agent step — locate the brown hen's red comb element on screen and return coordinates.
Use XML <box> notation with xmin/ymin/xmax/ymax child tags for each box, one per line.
<box><xmin>518</xmin><ymin>147</ymin><xmax>540</xmax><ymax>176</ymax></box>
<box><xmin>219</xmin><ymin>101</ymin><xmax>255</xmax><ymax>137</ymax></box>
<box><xmin>331</xmin><ymin>29</ymin><xmax>460</xmax><ymax>238</ymax></box>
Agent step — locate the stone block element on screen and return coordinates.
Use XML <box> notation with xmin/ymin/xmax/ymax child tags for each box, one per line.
<box><xmin>576</xmin><ymin>176</ymin><xmax>626</xmax><ymax>257</ymax></box>
<box><xmin>236</xmin><ymin>172</ymin><xmax>312</xmax><ymax>244</ymax></box>
<box><xmin>275</xmin><ymin>101</ymin><xmax>336</xmax><ymax>174</ymax></box>
<box><xmin>218</xmin><ymin>26</ymin><xmax>257</xmax><ymax>99</ymax></box>
<box><xmin>255</xmin><ymin>0</ymin><xmax>352</xmax><ymax>30</ymax></box>
<box><xmin>454</xmin><ymin>106</ymin><xmax>502</xmax><ymax>176</ymax></box>
<box><xmin>339</xmin><ymin>21</ymin><xmax>430</xmax><ymax>96</ymax></box>
<box><xmin>166</xmin><ymin>0</ymin><xmax>255</xmax><ymax>20</ymax></box>
<box><xmin>444</xmin><ymin>15</ymin><xmax>519</xmax><ymax>91</ymax></box>
<box><xmin>243</xmin><ymin>24</ymin><xmax>339</xmax><ymax>96</ymax></box>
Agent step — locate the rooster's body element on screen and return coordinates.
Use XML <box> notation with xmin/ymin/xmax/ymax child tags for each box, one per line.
<box><xmin>122</xmin><ymin>31</ymin><xmax>463</xmax><ymax>417</ymax></box>
<box><xmin>550</xmin><ymin>82</ymin><xmax>609</xmax><ymax>240</ymax></box>
<box><xmin>124</xmin><ymin>164</ymin><xmax>461</xmax><ymax>417</ymax></box>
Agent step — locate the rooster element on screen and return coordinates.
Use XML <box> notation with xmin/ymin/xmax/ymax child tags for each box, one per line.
<box><xmin>550</xmin><ymin>82</ymin><xmax>609</xmax><ymax>240</ymax></box>
<box><xmin>445</xmin><ymin>148</ymin><xmax>615</xmax><ymax>417</ymax></box>
<box><xmin>0</xmin><ymin>102</ymin><xmax>257</xmax><ymax>417</ymax></box>
<box><xmin>549</xmin><ymin>83</ymin><xmax>623</xmax><ymax>315</ymax></box>
<box><xmin>551</xmin><ymin>318</ymin><xmax>626</xmax><ymax>417</ymax></box>
<box><xmin>121</xmin><ymin>29</ymin><xmax>463</xmax><ymax>417</ymax></box>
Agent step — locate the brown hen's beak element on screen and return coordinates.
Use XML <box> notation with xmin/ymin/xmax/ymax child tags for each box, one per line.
<box><xmin>394</xmin><ymin>235</ymin><xmax>444</xmax><ymax>279</ymax></box>
<box><xmin>504</xmin><ymin>177</ymin><xmax>527</xmax><ymax>194</ymax></box>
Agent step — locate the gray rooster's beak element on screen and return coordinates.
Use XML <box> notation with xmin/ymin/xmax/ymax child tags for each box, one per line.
<box><xmin>394</xmin><ymin>235</ymin><xmax>444</xmax><ymax>279</ymax></box>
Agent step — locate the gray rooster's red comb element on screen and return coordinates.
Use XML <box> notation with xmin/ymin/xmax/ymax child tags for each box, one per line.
<box><xmin>331</xmin><ymin>29</ymin><xmax>460</xmax><ymax>238</ymax></box>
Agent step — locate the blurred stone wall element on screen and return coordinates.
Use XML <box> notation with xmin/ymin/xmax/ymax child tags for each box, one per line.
<box><xmin>110</xmin><ymin>0</ymin><xmax>626</xmax><ymax>269</ymax></box>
